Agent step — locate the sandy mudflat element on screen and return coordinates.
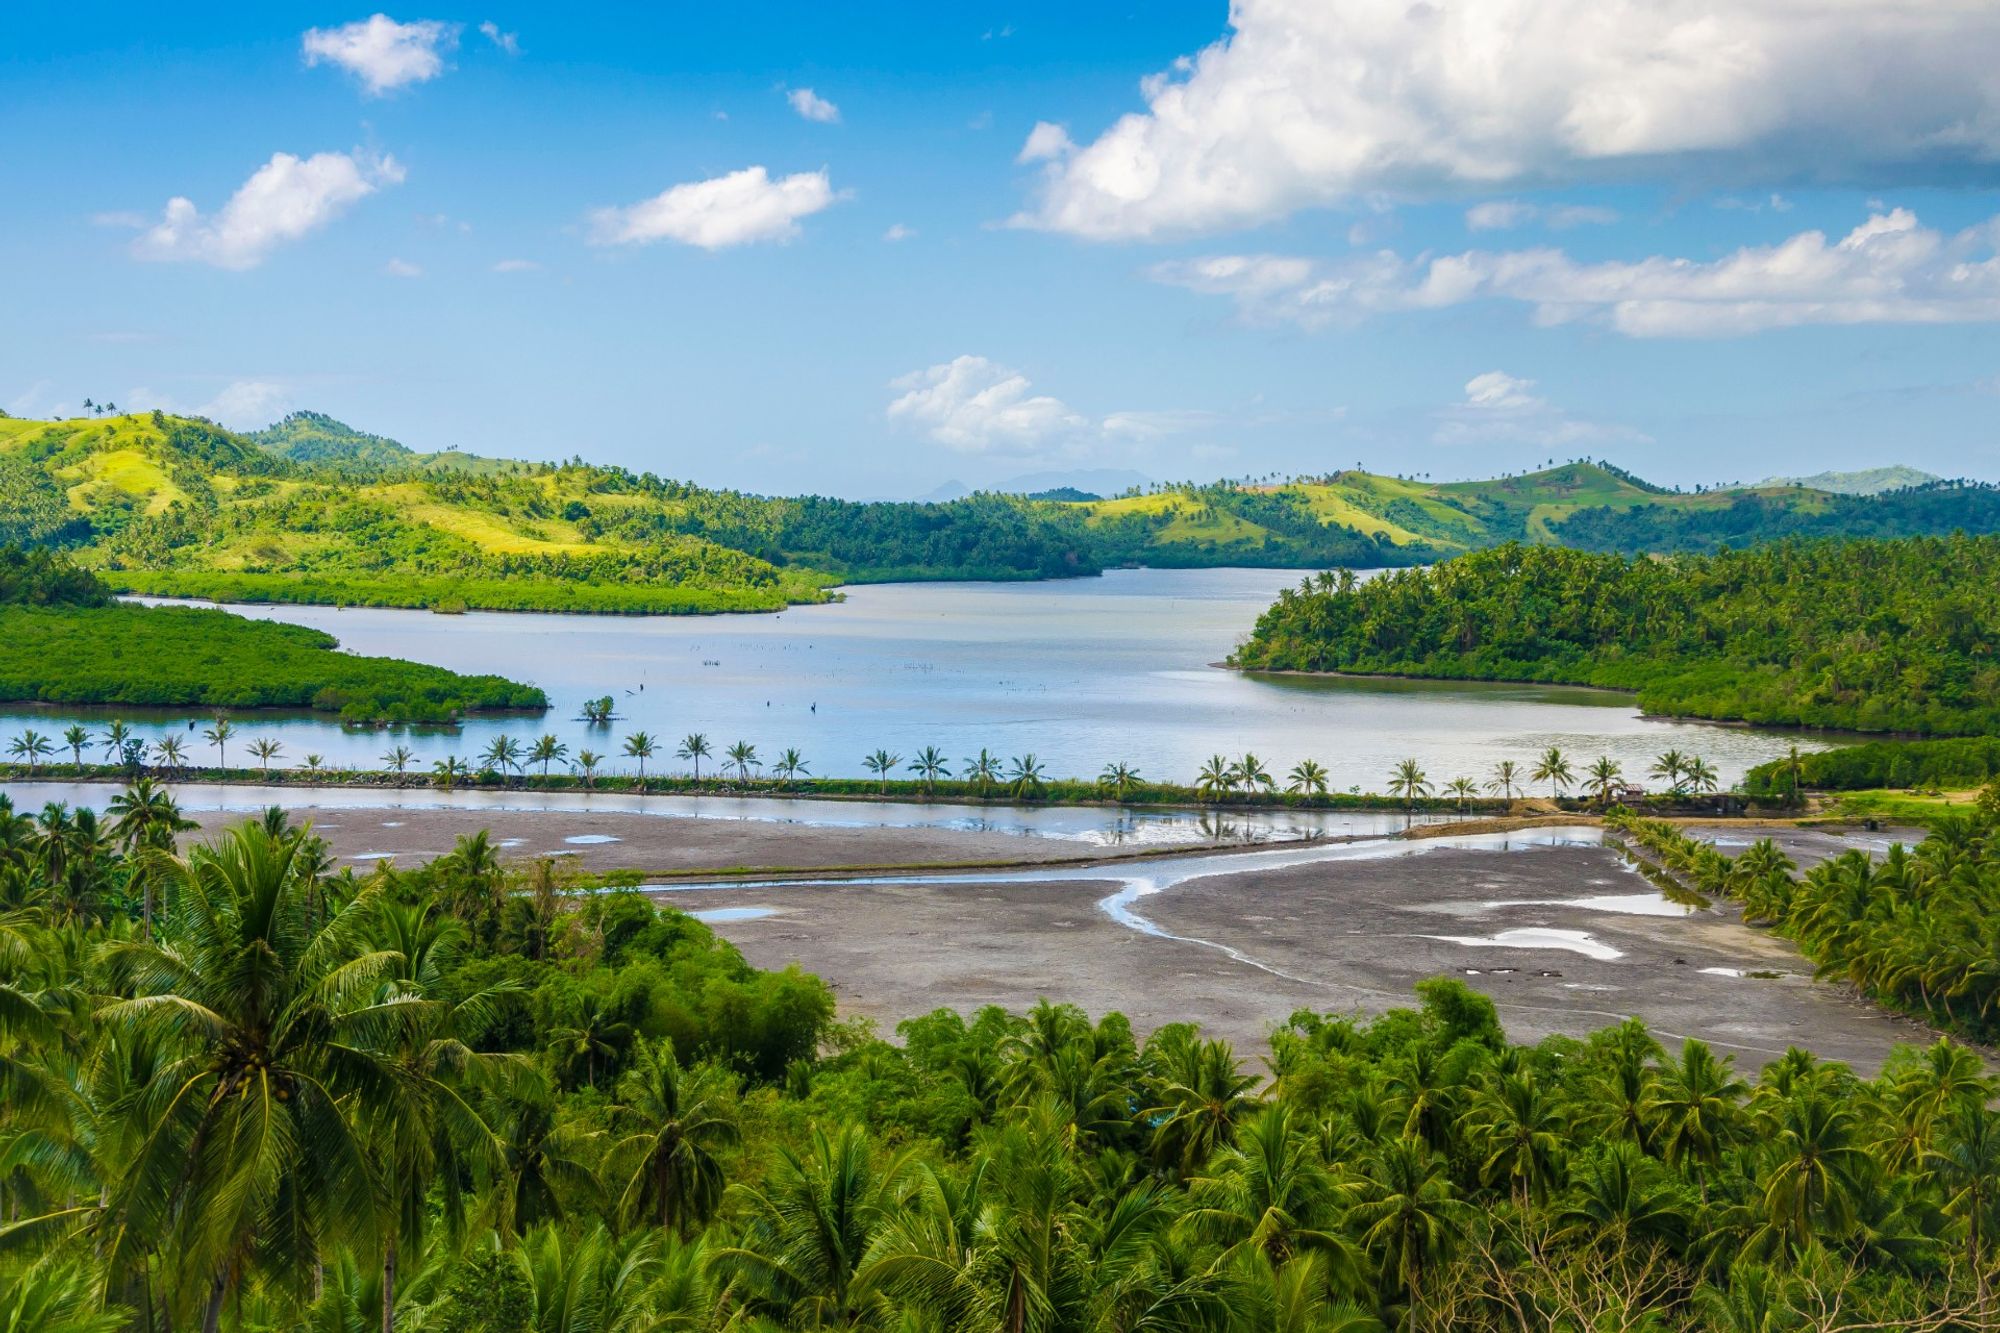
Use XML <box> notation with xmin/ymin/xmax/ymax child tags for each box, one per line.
<box><xmin>653</xmin><ymin>834</ymin><xmax>1934</xmax><ymax>1073</ymax></box>
<box><xmin>179</xmin><ymin>803</ymin><xmax>1196</xmax><ymax>874</ymax></box>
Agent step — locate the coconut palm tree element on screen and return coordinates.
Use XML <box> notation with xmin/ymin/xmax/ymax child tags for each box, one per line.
<box><xmin>1287</xmin><ymin>759</ymin><xmax>1329</xmax><ymax>797</ymax></box>
<box><xmin>1644</xmin><ymin>1038</ymin><xmax>1748</xmax><ymax>1182</ymax></box>
<box><xmin>202</xmin><ymin>718</ymin><xmax>234</xmax><ymax>769</ymax></box>
<box><xmin>1463</xmin><ymin>1070</ymin><xmax>1566</xmax><ymax>1212</ymax></box>
<box><xmin>1684</xmin><ymin>756</ymin><xmax>1720</xmax><ymax>802</ymax></box>
<box><xmin>480</xmin><ymin>734</ymin><xmax>524</xmax><ymax>783</ymax></box>
<box><xmin>108</xmin><ymin>777</ymin><xmax>196</xmax><ymax>936</ymax></box>
<box><xmin>1444</xmin><ymin>776</ymin><xmax>1478</xmax><ymax>815</ymax></box>
<box><xmin>1348</xmin><ymin>1138</ymin><xmax>1465</xmax><ymax>1311</ymax></box>
<box><xmin>100</xmin><ymin>719</ymin><xmax>133</xmax><ymax>764</ymax></box>
<box><xmin>529</xmin><ymin>733</ymin><xmax>568</xmax><ymax>779</ymax></box>
<box><xmin>1235</xmin><ymin>753</ymin><xmax>1276</xmax><ymax>794</ymax></box>
<box><xmin>8</xmin><ymin>730</ymin><xmax>53</xmax><ymax>775</ymax></box>
<box><xmin>92</xmin><ymin>822</ymin><xmax>393</xmax><ymax>1330</ymax></box>
<box><xmin>963</xmin><ymin>749</ymin><xmax>1001</xmax><ymax>796</ymax></box>
<box><xmin>1098</xmin><ymin>761</ymin><xmax>1142</xmax><ymax>801</ymax></box>
<box><xmin>677</xmin><ymin>733</ymin><xmax>710</xmax><ymax>784</ymax></box>
<box><xmin>710</xmin><ymin>1125</ymin><xmax>892</xmax><ymax>1325</ymax></box>
<box><xmin>1531</xmin><ymin>746</ymin><xmax>1573</xmax><ymax>801</ymax></box>
<box><xmin>60</xmin><ymin>725</ymin><xmax>88</xmax><ymax>769</ymax></box>
<box><xmin>725</xmin><ymin>741</ymin><xmax>761</xmax><ymax>783</ymax></box>
<box><xmin>248</xmin><ymin>737</ymin><xmax>283</xmax><ymax>773</ymax></box>
<box><xmin>611</xmin><ymin>1038</ymin><xmax>738</xmax><ymax>1235</ymax></box>
<box><xmin>574</xmin><ymin>750</ymin><xmax>602</xmax><ymax>789</ymax></box>
<box><xmin>1650</xmin><ymin>750</ymin><xmax>1688</xmax><ymax>796</ymax></box>
<box><xmin>1486</xmin><ymin>759</ymin><xmax>1520</xmax><ymax>801</ymax></box>
<box><xmin>382</xmin><ymin>745</ymin><xmax>415</xmax><ymax>785</ymax></box>
<box><xmin>863</xmin><ymin>749</ymin><xmax>902</xmax><ymax>793</ymax></box>
<box><xmin>1587</xmin><ymin>756</ymin><xmax>1624</xmax><ymax>807</ymax></box>
<box><xmin>1008</xmin><ymin>753</ymin><xmax>1047</xmax><ymax>800</ymax></box>
<box><xmin>907</xmin><ymin>746</ymin><xmax>949</xmax><ymax>792</ymax></box>
<box><xmin>153</xmin><ymin>734</ymin><xmax>187</xmax><ymax>776</ymax></box>
<box><xmin>623</xmin><ymin>731</ymin><xmax>657</xmax><ymax>782</ymax></box>
<box><xmin>303</xmin><ymin>753</ymin><xmax>324</xmax><ymax>777</ymax></box>
<box><xmin>772</xmin><ymin>748</ymin><xmax>809</xmax><ymax>789</ymax></box>
<box><xmin>1195</xmin><ymin>755</ymin><xmax>1238</xmax><ymax>803</ymax></box>
<box><xmin>1386</xmin><ymin>759</ymin><xmax>1430</xmax><ymax>811</ymax></box>
<box><xmin>432</xmin><ymin>756</ymin><xmax>469</xmax><ymax>791</ymax></box>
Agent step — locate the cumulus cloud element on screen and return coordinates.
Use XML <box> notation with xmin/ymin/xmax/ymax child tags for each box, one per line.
<box><xmin>303</xmin><ymin>15</ymin><xmax>457</xmax><ymax>95</ymax></box>
<box><xmin>1017</xmin><ymin>0</ymin><xmax>2000</xmax><ymax>239</ymax></box>
<box><xmin>1017</xmin><ymin>121</ymin><xmax>1074</xmax><ymax>164</ymax></box>
<box><xmin>1435</xmin><ymin>371</ymin><xmax>1646</xmax><ymax>446</ymax></box>
<box><xmin>382</xmin><ymin>257</ymin><xmax>422</xmax><ymax>277</ymax></box>
<box><xmin>491</xmin><ymin>257</ymin><xmax>539</xmax><ymax>272</ymax></box>
<box><xmin>888</xmin><ymin>356</ymin><xmax>1086</xmax><ymax>454</ymax></box>
<box><xmin>132</xmin><ymin>149</ymin><xmax>405</xmax><ymax>270</ymax></box>
<box><xmin>478</xmin><ymin>20</ymin><xmax>518</xmax><ymax>54</ymax></box>
<box><xmin>1152</xmin><ymin>209</ymin><xmax>2000</xmax><ymax>337</ymax></box>
<box><xmin>1466</xmin><ymin>201</ymin><xmax>1618</xmax><ymax>231</ymax></box>
<box><xmin>589</xmin><ymin>167</ymin><xmax>841</xmax><ymax>250</ymax></box>
<box><xmin>786</xmin><ymin>88</ymin><xmax>840</xmax><ymax>123</ymax></box>
<box><xmin>882</xmin><ymin>223</ymin><xmax>916</xmax><ymax>242</ymax></box>
<box><xmin>198</xmin><ymin>381</ymin><xmax>292</xmax><ymax>430</ymax></box>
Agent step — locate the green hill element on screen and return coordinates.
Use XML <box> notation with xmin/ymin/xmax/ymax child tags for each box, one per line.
<box><xmin>4</xmin><ymin>408</ymin><xmax>1997</xmax><ymax>613</ymax></box>
<box><xmin>1760</xmin><ymin>465</ymin><xmax>1940</xmax><ymax>495</ymax></box>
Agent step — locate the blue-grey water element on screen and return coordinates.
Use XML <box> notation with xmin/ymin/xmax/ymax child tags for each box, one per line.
<box><xmin>5</xmin><ymin>569</ymin><xmax>1831</xmax><ymax>791</ymax></box>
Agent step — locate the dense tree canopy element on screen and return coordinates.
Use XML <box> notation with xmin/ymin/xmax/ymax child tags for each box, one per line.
<box><xmin>1231</xmin><ymin>537</ymin><xmax>2000</xmax><ymax>735</ymax></box>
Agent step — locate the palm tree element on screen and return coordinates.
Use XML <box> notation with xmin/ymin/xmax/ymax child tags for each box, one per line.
<box><xmin>1007</xmin><ymin>753</ymin><xmax>1047</xmax><ymax>799</ymax></box>
<box><xmin>202</xmin><ymin>717</ymin><xmax>234</xmax><ymax>769</ymax></box>
<box><xmin>529</xmin><ymin>733</ymin><xmax>568</xmax><ymax>779</ymax></box>
<box><xmin>153</xmin><ymin>734</ymin><xmax>187</xmax><ymax>776</ymax></box>
<box><xmin>623</xmin><ymin>731</ymin><xmax>657</xmax><ymax>782</ymax></box>
<box><xmin>101</xmin><ymin>719</ymin><xmax>133</xmax><ymax>764</ymax></box>
<box><xmin>726</xmin><ymin>741</ymin><xmax>761</xmax><ymax>783</ymax></box>
<box><xmin>611</xmin><ymin>1038</ymin><xmax>738</xmax><ymax>1235</ymax></box>
<box><xmin>1287</xmin><ymin>759</ymin><xmax>1329</xmax><ymax>797</ymax></box>
<box><xmin>1934</xmin><ymin>1105</ymin><xmax>2000</xmax><ymax>1304</ymax></box>
<box><xmin>303</xmin><ymin>753</ymin><xmax>324</xmax><ymax>776</ymax></box>
<box><xmin>382</xmin><ymin>744</ymin><xmax>415</xmax><ymax>785</ymax></box>
<box><xmin>963</xmin><ymin>748</ymin><xmax>1002</xmax><ymax>796</ymax></box>
<box><xmin>1098</xmin><ymin>761</ymin><xmax>1142</xmax><ymax>801</ymax></box>
<box><xmin>1235</xmin><ymin>753</ymin><xmax>1276</xmax><ymax>794</ymax></box>
<box><xmin>60</xmin><ymin>724</ymin><xmax>88</xmax><ymax>769</ymax></box>
<box><xmin>677</xmin><ymin>733</ymin><xmax>711</xmax><ymax>784</ymax></box>
<box><xmin>574</xmin><ymin>749</ymin><xmax>602</xmax><ymax>789</ymax></box>
<box><xmin>773</xmin><ymin>748</ymin><xmax>809</xmax><ymax>789</ymax></box>
<box><xmin>1386</xmin><ymin>758</ymin><xmax>1430</xmax><ymax>811</ymax></box>
<box><xmin>711</xmin><ymin>1125</ymin><xmax>892</xmax><ymax>1325</ymax></box>
<box><xmin>1195</xmin><ymin>755</ymin><xmax>1237</xmax><ymax>803</ymax></box>
<box><xmin>93</xmin><ymin>822</ymin><xmax>392</xmax><ymax>1330</ymax></box>
<box><xmin>1586</xmin><ymin>755</ymin><xmax>1623</xmax><ymax>807</ymax></box>
<box><xmin>1531</xmin><ymin>746</ymin><xmax>1573</xmax><ymax>801</ymax></box>
<box><xmin>432</xmin><ymin>756</ymin><xmax>470</xmax><ymax>791</ymax></box>
<box><xmin>108</xmin><ymin>777</ymin><xmax>196</xmax><ymax>936</ymax></box>
<box><xmin>1464</xmin><ymin>1071</ymin><xmax>1566</xmax><ymax>1212</ymax></box>
<box><xmin>1444</xmin><ymin>776</ymin><xmax>1478</xmax><ymax>815</ymax></box>
<box><xmin>908</xmin><ymin>746</ymin><xmax>950</xmax><ymax>792</ymax></box>
<box><xmin>1486</xmin><ymin>759</ymin><xmax>1520</xmax><ymax>801</ymax></box>
<box><xmin>1649</xmin><ymin>749</ymin><xmax>1688</xmax><ymax>796</ymax></box>
<box><xmin>1684</xmin><ymin>756</ymin><xmax>1720</xmax><ymax>802</ymax></box>
<box><xmin>248</xmin><ymin>737</ymin><xmax>283</xmax><ymax>773</ymax></box>
<box><xmin>863</xmin><ymin>749</ymin><xmax>902</xmax><ymax>793</ymax></box>
<box><xmin>1348</xmin><ymin>1138</ymin><xmax>1465</xmax><ymax>1310</ymax></box>
<box><xmin>8</xmin><ymin>730</ymin><xmax>53</xmax><ymax>775</ymax></box>
<box><xmin>480</xmin><ymin>734</ymin><xmax>524</xmax><ymax>783</ymax></box>
<box><xmin>1148</xmin><ymin>1034</ymin><xmax>1261</xmax><ymax>1173</ymax></box>
<box><xmin>1759</xmin><ymin>1087</ymin><xmax>1870</xmax><ymax>1251</ymax></box>
<box><xmin>1181</xmin><ymin>1102</ymin><xmax>1357</xmax><ymax>1272</ymax></box>
<box><xmin>1644</xmin><ymin>1038</ymin><xmax>1748</xmax><ymax>1183</ymax></box>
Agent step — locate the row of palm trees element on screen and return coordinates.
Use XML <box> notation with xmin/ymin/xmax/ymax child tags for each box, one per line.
<box><xmin>5</xmin><ymin>723</ymin><xmax>1726</xmax><ymax>811</ymax></box>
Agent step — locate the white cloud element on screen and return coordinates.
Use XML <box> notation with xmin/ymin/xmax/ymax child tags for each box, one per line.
<box><xmin>882</xmin><ymin>223</ymin><xmax>916</xmax><ymax>242</ymax></box>
<box><xmin>383</xmin><ymin>257</ymin><xmax>422</xmax><ymax>277</ymax></box>
<box><xmin>887</xmin><ymin>356</ymin><xmax>1086</xmax><ymax>454</ymax></box>
<box><xmin>1017</xmin><ymin>0</ymin><xmax>2000</xmax><ymax>239</ymax></box>
<box><xmin>491</xmin><ymin>257</ymin><xmax>539</xmax><ymax>272</ymax></box>
<box><xmin>89</xmin><ymin>210</ymin><xmax>148</xmax><ymax>230</ymax></box>
<box><xmin>302</xmin><ymin>15</ymin><xmax>457</xmax><ymax>95</ymax></box>
<box><xmin>1017</xmin><ymin>121</ymin><xmax>1074</xmax><ymax>164</ymax></box>
<box><xmin>1152</xmin><ymin>208</ymin><xmax>2000</xmax><ymax>337</ymax></box>
<box><xmin>589</xmin><ymin>167</ymin><xmax>841</xmax><ymax>250</ymax></box>
<box><xmin>1466</xmin><ymin>201</ymin><xmax>1618</xmax><ymax>231</ymax></box>
<box><xmin>786</xmin><ymin>87</ymin><xmax>840</xmax><ymax>123</ymax></box>
<box><xmin>198</xmin><ymin>381</ymin><xmax>292</xmax><ymax>430</ymax></box>
<box><xmin>132</xmin><ymin>150</ymin><xmax>405</xmax><ymax>270</ymax></box>
<box><xmin>478</xmin><ymin>20</ymin><xmax>518</xmax><ymax>54</ymax></box>
<box><xmin>1435</xmin><ymin>371</ymin><xmax>1646</xmax><ymax>446</ymax></box>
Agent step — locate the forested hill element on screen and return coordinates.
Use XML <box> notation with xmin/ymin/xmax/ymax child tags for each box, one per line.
<box><xmin>1229</xmin><ymin>536</ymin><xmax>2000</xmax><ymax>735</ymax></box>
<box><xmin>3</xmin><ymin>407</ymin><xmax>1996</xmax><ymax>613</ymax></box>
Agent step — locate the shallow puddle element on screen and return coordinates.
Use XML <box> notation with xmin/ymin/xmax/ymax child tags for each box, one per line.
<box><xmin>563</xmin><ymin>834</ymin><xmax>621</xmax><ymax>845</ymax></box>
<box><xmin>1492</xmin><ymin>891</ymin><xmax>1699</xmax><ymax>918</ymax></box>
<box><xmin>1427</xmin><ymin>928</ymin><xmax>1624</xmax><ymax>961</ymax></box>
<box><xmin>690</xmin><ymin>906</ymin><xmax>779</xmax><ymax>923</ymax></box>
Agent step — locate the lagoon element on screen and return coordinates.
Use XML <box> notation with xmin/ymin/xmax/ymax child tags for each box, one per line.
<box><xmin>10</xmin><ymin>569</ymin><xmax>1831</xmax><ymax>790</ymax></box>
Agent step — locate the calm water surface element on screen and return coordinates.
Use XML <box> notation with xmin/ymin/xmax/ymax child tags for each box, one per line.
<box><xmin>7</xmin><ymin>569</ymin><xmax>1831</xmax><ymax>790</ymax></box>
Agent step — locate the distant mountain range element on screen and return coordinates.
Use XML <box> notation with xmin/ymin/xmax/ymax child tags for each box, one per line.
<box><xmin>3</xmin><ymin>407</ymin><xmax>1997</xmax><ymax>613</ymax></box>
<box><xmin>1758</xmin><ymin>466</ymin><xmax>1941</xmax><ymax>496</ymax></box>
<box><xmin>917</xmin><ymin>468</ymin><xmax>1153</xmax><ymax>503</ymax></box>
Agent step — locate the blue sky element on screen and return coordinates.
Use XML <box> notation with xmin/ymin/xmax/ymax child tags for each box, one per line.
<box><xmin>4</xmin><ymin>2</ymin><xmax>1999</xmax><ymax>497</ymax></box>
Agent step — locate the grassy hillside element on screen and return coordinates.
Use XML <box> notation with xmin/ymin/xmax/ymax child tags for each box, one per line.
<box><xmin>5</xmin><ymin>409</ymin><xmax>1996</xmax><ymax>613</ymax></box>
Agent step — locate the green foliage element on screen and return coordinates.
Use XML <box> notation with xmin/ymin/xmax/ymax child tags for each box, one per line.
<box><xmin>1746</xmin><ymin>737</ymin><xmax>2000</xmax><ymax>794</ymax></box>
<box><xmin>1554</xmin><ymin>479</ymin><xmax>2000</xmax><ymax>554</ymax></box>
<box><xmin>1231</xmin><ymin>537</ymin><xmax>2000</xmax><ymax>735</ymax></box>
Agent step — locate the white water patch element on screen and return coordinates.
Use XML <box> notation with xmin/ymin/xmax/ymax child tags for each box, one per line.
<box><xmin>564</xmin><ymin>834</ymin><xmax>621</xmax><ymax>845</ymax></box>
<box><xmin>691</xmin><ymin>906</ymin><xmax>780</xmax><ymax>923</ymax></box>
<box><xmin>1491</xmin><ymin>892</ymin><xmax>1698</xmax><ymax>918</ymax></box>
<box><xmin>1427</xmin><ymin>928</ymin><xmax>1624</xmax><ymax>961</ymax></box>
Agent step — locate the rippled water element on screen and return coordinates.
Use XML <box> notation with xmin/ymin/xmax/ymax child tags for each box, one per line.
<box><xmin>4</xmin><ymin>569</ymin><xmax>1835</xmax><ymax>790</ymax></box>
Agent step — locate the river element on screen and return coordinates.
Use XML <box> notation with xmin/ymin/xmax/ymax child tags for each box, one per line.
<box><xmin>6</xmin><ymin>568</ymin><xmax>1831</xmax><ymax>791</ymax></box>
